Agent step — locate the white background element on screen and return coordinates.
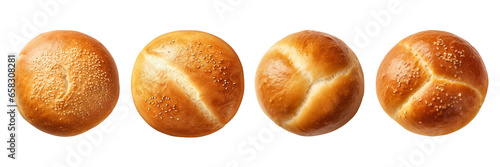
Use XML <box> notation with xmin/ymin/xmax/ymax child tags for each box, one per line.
<box><xmin>1</xmin><ymin>0</ymin><xmax>500</xmax><ymax>166</ymax></box>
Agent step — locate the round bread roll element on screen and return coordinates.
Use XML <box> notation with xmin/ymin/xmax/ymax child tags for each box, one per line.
<box><xmin>255</xmin><ymin>30</ymin><xmax>364</xmax><ymax>136</ymax></box>
<box><xmin>376</xmin><ymin>30</ymin><xmax>488</xmax><ymax>136</ymax></box>
<box><xmin>15</xmin><ymin>30</ymin><xmax>120</xmax><ymax>137</ymax></box>
<box><xmin>132</xmin><ymin>30</ymin><xmax>244</xmax><ymax>137</ymax></box>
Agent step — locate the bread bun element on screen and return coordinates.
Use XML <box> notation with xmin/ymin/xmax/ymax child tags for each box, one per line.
<box><xmin>132</xmin><ymin>30</ymin><xmax>244</xmax><ymax>137</ymax></box>
<box><xmin>376</xmin><ymin>30</ymin><xmax>488</xmax><ymax>136</ymax></box>
<box><xmin>15</xmin><ymin>30</ymin><xmax>120</xmax><ymax>137</ymax></box>
<box><xmin>255</xmin><ymin>30</ymin><xmax>364</xmax><ymax>136</ymax></box>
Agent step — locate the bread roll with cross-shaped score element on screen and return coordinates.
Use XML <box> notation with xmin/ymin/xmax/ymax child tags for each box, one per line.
<box><xmin>376</xmin><ymin>30</ymin><xmax>488</xmax><ymax>136</ymax></box>
<box><xmin>255</xmin><ymin>30</ymin><xmax>365</xmax><ymax>136</ymax></box>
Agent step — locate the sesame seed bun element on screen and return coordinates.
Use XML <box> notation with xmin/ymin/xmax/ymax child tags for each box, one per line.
<box><xmin>131</xmin><ymin>30</ymin><xmax>244</xmax><ymax>137</ymax></box>
<box><xmin>255</xmin><ymin>30</ymin><xmax>365</xmax><ymax>136</ymax></box>
<box><xmin>376</xmin><ymin>30</ymin><xmax>488</xmax><ymax>136</ymax></box>
<box><xmin>15</xmin><ymin>30</ymin><xmax>120</xmax><ymax>137</ymax></box>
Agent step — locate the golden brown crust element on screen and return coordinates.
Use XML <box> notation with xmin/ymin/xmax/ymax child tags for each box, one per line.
<box><xmin>376</xmin><ymin>30</ymin><xmax>488</xmax><ymax>136</ymax></box>
<box><xmin>132</xmin><ymin>30</ymin><xmax>244</xmax><ymax>137</ymax></box>
<box><xmin>15</xmin><ymin>30</ymin><xmax>120</xmax><ymax>137</ymax></box>
<box><xmin>255</xmin><ymin>30</ymin><xmax>364</xmax><ymax>136</ymax></box>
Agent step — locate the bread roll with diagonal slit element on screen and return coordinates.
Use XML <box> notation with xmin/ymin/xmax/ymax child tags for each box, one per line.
<box><xmin>255</xmin><ymin>30</ymin><xmax>364</xmax><ymax>136</ymax></box>
<box><xmin>376</xmin><ymin>30</ymin><xmax>488</xmax><ymax>136</ymax></box>
<box><xmin>132</xmin><ymin>30</ymin><xmax>244</xmax><ymax>137</ymax></box>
